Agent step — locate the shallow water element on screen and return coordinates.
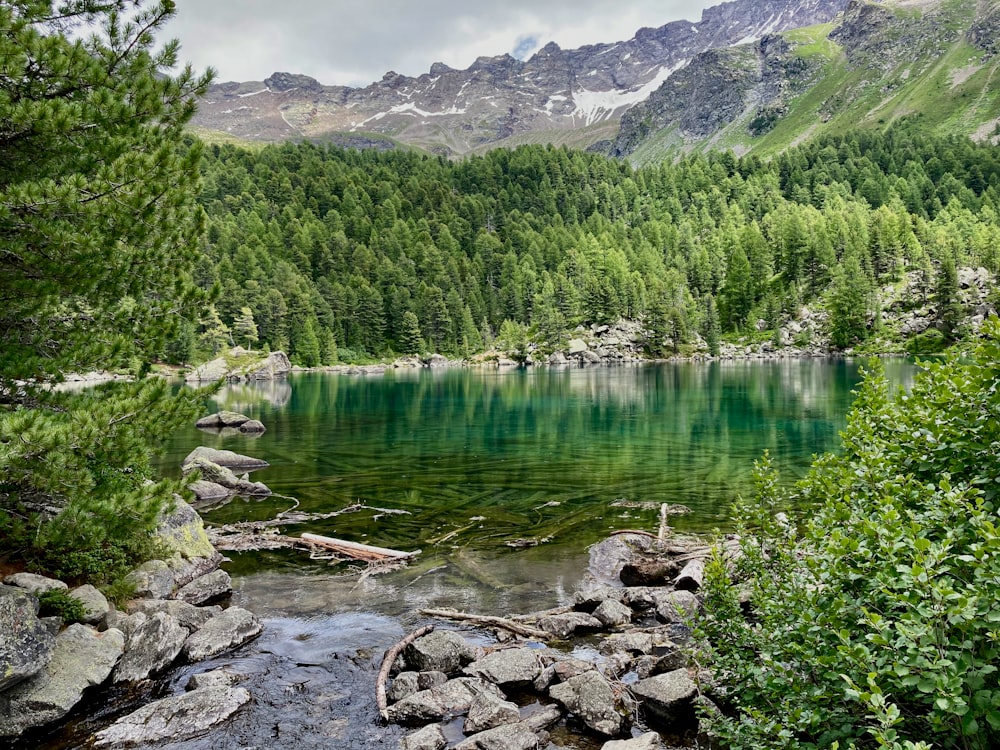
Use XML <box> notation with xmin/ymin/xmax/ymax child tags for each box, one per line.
<box><xmin>27</xmin><ymin>359</ymin><xmax>916</xmax><ymax>749</ymax></box>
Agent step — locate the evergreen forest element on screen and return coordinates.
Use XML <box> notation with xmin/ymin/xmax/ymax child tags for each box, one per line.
<box><xmin>184</xmin><ymin>127</ymin><xmax>1000</xmax><ymax>365</ymax></box>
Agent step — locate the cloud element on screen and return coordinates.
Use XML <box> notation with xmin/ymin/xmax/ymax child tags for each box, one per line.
<box><xmin>511</xmin><ymin>35</ymin><xmax>540</xmax><ymax>61</ymax></box>
<box><xmin>164</xmin><ymin>0</ymin><xmax>716</xmax><ymax>86</ymax></box>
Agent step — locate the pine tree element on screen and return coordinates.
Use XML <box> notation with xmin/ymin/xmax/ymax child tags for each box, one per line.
<box><xmin>199</xmin><ymin>305</ymin><xmax>232</xmax><ymax>355</ymax></box>
<box><xmin>0</xmin><ymin>1</ymin><xmax>213</xmax><ymax>581</ymax></box>
<box><xmin>399</xmin><ymin>311</ymin><xmax>424</xmax><ymax>355</ymax></box>
<box><xmin>704</xmin><ymin>295</ymin><xmax>722</xmax><ymax>357</ymax></box>
<box><xmin>827</xmin><ymin>253</ymin><xmax>872</xmax><ymax>349</ymax></box>
<box><xmin>232</xmin><ymin>307</ymin><xmax>259</xmax><ymax>349</ymax></box>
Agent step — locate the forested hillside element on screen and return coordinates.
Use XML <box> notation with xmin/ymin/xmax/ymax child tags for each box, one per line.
<box><xmin>184</xmin><ymin>126</ymin><xmax>1000</xmax><ymax>365</ymax></box>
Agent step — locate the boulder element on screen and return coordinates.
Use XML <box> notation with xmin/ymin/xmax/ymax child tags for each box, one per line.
<box><xmin>3</xmin><ymin>572</ymin><xmax>67</xmax><ymax>595</ymax></box>
<box><xmin>549</xmin><ymin>671</ymin><xmax>624</xmax><ymax>736</ymax></box>
<box><xmin>601</xmin><ymin>732</ymin><xmax>665</xmax><ymax>750</ymax></box>
<box><xmin>592</xmin><ymin>599</ymin><xmax>633</xmax><ymax>629</ymax></box>
<box><xmin>533</xmin><ymin>656</ymin><xmax>595</xmax><ymax>691</ymax></box>
<box><xmin>568</xmin><ymin>339</ymin><xmax>589</xmax><ymax>355</ymax></box>
<box><xmin>653</xmin><ymin>591</ymin><xmax>700</xmax><ymax>623</ymax></box>
<box><xmin>463</xmin><ymin>648</ymin><xmax>543</xmax><ymax>688</ymax></box>
<box><xmin>574</xmin><ymin>585</ymin><xmax>626</xmax><ymax>613</ymax></box>
<box><xmin>453</xmin><ymin>722</ymin><xmax>541</xmax><ymax>750</ymax></box>
<box><xmin>388</xmin><ymin>672</ymin><xmax>421</xmax><ymax>703</ymax></box>
<box><xmin>195</xmin><ymin>410</ymin><xmax>252</xmax><ymax>429</ymax></box>
<box><xmin>630</xmin><ymin>669</ymin><xmax>698</xmax><ymax>728</ymax></box>
<box><xmin>538</xmin><ymin>611</ymin><xmax>602</xmax><ymax>639</ymax></box>
<box><xmin>185</xmin><ymin>356</ymin><xmax>229</xmax><ymax>383</ymax></box>
<box><xmin>182</xmin><ymin>446</ymin><xmax>269</xmax><ymax>472</ymax></box>
<box><xmin>182</xmin><ymin>607</ymin><xmax>263</xmax><ymax>662</ymax></box>
<box><xmin>155</xmin><ymin>497</ymin><xmax>220</xmax><ymax>577</ymax></box>
<box><xmin>523</xmin><ymin>704</ymin><xmax>563</xmax><ymax>732</ymax></box>
<box><xmin>68</xmin><ymin>584</ymin><xmax>110</xmax><ymax>625</ymax></box>
<box><xmin>124</xmin><ymin>560</ymin><xmax>176</xmax><ymax>599</ymax></box>
<box><xmin>112</xmin><ymin>612</ymin><xmax>188</xmax><ymax>683</ymax></box>
<box><xmin>401</xmin><ymin>723</ymin><xmax>448</xmax><ymax>750</ymax></box>
<box><xmin>93</xmin><ymin>686</ymin><xmax>250</xmax><ymax>748</ymax></box>
<box><xmin>548</xmin><ymin>351</ymin><xmax>568</xmax><ymax>365</ymax></box>
<box><xmin>0</xmin><ymin>585</ymin><xmax>55</xmax><ymax>692</ymax></box>
<box><xmin>245</xmin><ymin>350</ymin><xmax>291</xmax><ymax>380</ymax></box>
<box><xmin>0</xmin><ymin>624</ymin><xmax>124</xmax><ymax>737</ymax></box>
<box><xmin>387</xmin><ymin>677</ymin><xmax>506</xmax><ymax>725</ymax></box>
<box><xmin>404</xmin><ymin>630</ymin><xmax>476</xmax><ymax>674</ymax></box>
<box><xmin>620</xmin><ymin>559</ymin><xmax>680</xmax><ymax>587</ymax></box>
<box><xmin>173</xmin><ymin>569</ymin><xmax>232</xmax><ymax>605</ymax></box>
<box><xmin>239</xmin><ymin>419</ymin><xmax>267</xmax><ymax>433</ymax></box>
<box><xmin>463</xmin><ymin>691</ymin><xmax>521</xmax><ymax>733</ymax></box>
<box><xmin>127</xmin><ymin>599</ymin><xmax>222</xmax><ymax>633</ymax></box>
<box><xmin>600</xmin><ymin>632</ymin><xmax>653</xmax><ymax>656</ymax></box>
<box><xmin>188</xmin><ymin>479</ymin><xmax>232</xmax><ymax>504</ymax></box>
<box><xmin>183</xmin><ymin>457</ymin><xmax>271</xmax><ymax>497</ymax></box>
<box><xmin>186</xmin><ymin>668</ymin><xmax>237</xmax><ymax>691</ymax></box>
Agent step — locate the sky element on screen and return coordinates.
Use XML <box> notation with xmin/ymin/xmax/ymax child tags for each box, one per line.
<box><xmin>164</xmin><ymin>1</ymin><xmax>718</xmax><ymax>87</ymax></box>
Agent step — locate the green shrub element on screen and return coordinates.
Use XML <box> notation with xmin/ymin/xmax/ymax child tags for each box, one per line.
<box><xmin>101</xmin><ymin>577</ymin><xmax>139</xmax><ymax>609</ymax></box>
<box><xmin>699</xmin><ymin>317</ymin><xmax>1000</xmax><ymax>750</ymax></box>
<box><xmin>905</xmin><ymin>328</ymin><xmax>946</xmax><ymax>355</ymax></box>
<box><xmin>37</xmin><ymin>589</ymin><xmax>88</xmax><ymax>624</ymax></box>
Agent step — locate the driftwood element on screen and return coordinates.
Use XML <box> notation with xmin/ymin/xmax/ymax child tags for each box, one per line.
<box><xmin>673</xmin><ymin>558</ymin><xmax>706</xmax><ymax>591</ymax></box>
<box><xmin>376</xmin><ymin>625</ymin><xmax>435</xmax><ymax>720</ymax></box>
<box><xmin>301</xmin><ymin>533</ymin><xmax>419</xmax><ymax>562</ymax></box>
<box><xmin>420</xmin><ymin>608</ymin><xmax>551</xmax><ymax>640</ymax></box>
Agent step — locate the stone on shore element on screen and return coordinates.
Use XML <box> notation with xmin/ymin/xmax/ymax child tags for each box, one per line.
<box><xmin>463</xmin><ymin>691</ymin><xmax>521</xmax><ymax>733</ymax></box>
<box><xmin>155</xmin><ymin>497</ymin><xmax>221</xmax><ymax>579</ymax></box>
<box><xmin>112</xmin><ymin>612</ymin><xmax>188</xmax><ymax>683</ymax></box>
<box><xmin>401</xmin><ymin>723</ymin><xmax>448</xmax><ymax>750</ymax></box>
<box><xmin>127</xmin><ymin>599</ymin><xmax>222</xmax><ymax>633</ymax></box>
<box><xmin>0</xmin><ymin>624</ymin><xmax>124</xmax><ymax>737</ymax></box>
<box><xmin>93</xmin><ymin>686</ymin><xmax>250</xmax><ymax>748</ymax></box>
<box><xmin>124</xmin><ymin>560</ymin><xmax>176</xmax><ymax>600</ymax></box>
<box><xmin>463</xmin><ymin>647</ymin><xmax>543</xmax><ymax>687</ymax></box>
<box><xmin>630</xmin><ymin>669</ymin><xmax>699</xmax><ymax>728</ymax></box>
<box><xmin>0</xmin><ymin>586</ymin><xmax>55</xmax><ymax>692</ymax></box>
<box><xmin>592</xmin><ymin>599</ymin><xmax>633</xmax><ymax>628</ymax></box>
<box><xmin>68</xmin><ymin>584</ymin><xmax>110</xmax><ymax>625</ymax></box>
<box><xmin>403</xmin><ymin>630</ymin><xmax>476</xmax><ymax>675</ymax></box>
<box><xmin>185</xmin><ymin>669</ymin><xmax>238</xmax><ymax>691</ymax></box>
<box><xmin>182</xmin><ymin>607</ymin><xmax>263</xmax><ymax>662</ymax></box>
<box><xmin>453</xmin><ymin>722</ymin><xmax>542</xmax><ymax>750</ymax></box>
<box><xmin>538</xmin><ymin>611</ymin><xmax>602</xmax><ymax>639</ymax></box>
<box><xmin>173</xmin><ymin>569</ymin><xmax>232</xmax><ymax>606</ymax></box>
<box><xmin>387</xmin><ymin>677</ymin><xmax>506</xmax><ymax>725</ymax></box>
<box><xmin>653</xmin><ymin>591</ymin><xmax>700</xmax><ymax>623</ymax></box>
<box><xmin>549</xmin><ymin>671</ymin><xmax>624</xmax><ymax>736</ymax></box>
<box><xmin>601</xmin><ymin>732</ymin><xmax>666</xmax><ymax>750</ymax></box>
<box><xmin>3</xmin><ymin>572</ymin><xmax>68</xmax><ymax>595</ymax></box>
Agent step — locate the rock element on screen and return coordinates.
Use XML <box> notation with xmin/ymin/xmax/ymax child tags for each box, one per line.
<box><xmin>173</xmin><ymin>569</ymin><xmax>232</xmax><ymax>605</ymax></box>
<box><xmin>453</xmin><ymin>722</ymin><xmax>541</xmax><ymax>750</ymax></box>
<box><xmin>387</xmin><ymin>677</ymin><xmax>506</xmax><ymax>725</ymax></box>
<box><xmin>185</xmin><ymin>356</ymin><xmax>229</xmax><ymax>382</ymax></box>
<box><xmin>93</xmin><ymin>686</ymin><xmax>250</xmax><ymax>748</ymax></box>
<box><xmin>568</xmin><ymin>338</ymin><xmax>589</xmax><ymax>355</ymax></box>
<box><xmin>186</xmin><ymin>669</ymin><xmax>237</xmax><ymax>691</ymax></box>
<box><xmin>548</xmin><ymin>351</ymin><xmax>567</xmax><ymax>364</ymax></box>
<box><xmin>418</xmin><ymin>671</ymin><xmax>449</xmax><ymax>689</ymax></box>
<box><xmin>549</xmin><ymin>671</ymin><xmax>624</xmax><ymax>736</ymax></box>
<box><xmin>463</xmin><ymin>647</ymin><xmax>543</xmax><ymax>687</ymax></box>
<box><xmin>401</xmin><ymin>723</ymin><xmax>448</xmax><ymax>750</ymax></box>
<box><xmin>538</xmin><ymin>611</ymin><xmax>602</xmax><ymax>639</ymax></box>
<box><xmin>186</xmin><ymin>350</ymin><xmax>290</xmax><ymax>383</ymax></box>
<box><xmin>534</xmin><ymin>656</ymin><xmax>596</xmax><ymax>692</ymax></box>
<box><xmin>182</xmin><ymin>446</ymin><xmax>269</xmax><ymax>472</ymax></box>
<box><xmin>600</xmin><ymin>632</ymin><xmax>653</xmax><ymax>656</ymax></box>
<box><xmin>523</xmin><ymin>704</ymin><xmax>563</xmax><ymax>732</ymax></box>
<box><xmin>195</xmin><ymin>410</ymin><xmax>251</xmax><ymax>429</ymax></box>
<box><xmin>592</xmin><ymin>599</ymin><xmax>633</xmax><ymax>628</ymax></box>
<box><xmin>183</xmin><ymin>457</ymin><xmax>271</xmax><ymax>497</ymax></box>
<box><xmin>580</xmin><ymin>350</ymin><xmax>603</xmax><ymax>364</ymax></box>
<box><xmin>463</xmin><ymin>691</ymin><xmax>521</xmax><ymax>733</ymax></box>
<box><xmin>404</xmin><ymin>630</ymin><xmax>476</xmax><ymax>675</ymax></box>
<box><xmin>182</xmin><ymin>607</ymin><xmax>263</xmax><ymax>662</ymax></box>
<box><xmin>573</xmin><ymin>585</ymin><xmax>626</xmax><ymax>612</ymax></box>
<box><xmin>112</xmin><ymin>612</ymin><xmax>188</xmax><ymax>683</ymax></box>
<box><xmin>0</xmin><ymin>624</ymin><xmax>125</xmax><ymax>737</ymax></box>
<box><xmin>245</xmin><ymin>350</ymin><xmax>292</xmax><ymax>380</ymax></box>
<box><xmin>155</xmin><ymin>497</ymin><xmax>221</xmax><ymax>575</ymax></box>
<box><xmin>127</xmin><ymin>599</ymin><xmax>222</xmax><ymax>633</ymax></box>
<box><xmin>124</xmin><ymin>560</ymin><xmax>176</xmax><ymax>599</ymax></box>
<box><xmin>239</xmin><ymin>419</ymin><xmax>267</xmax><ymax>433</ymax></box>
<box><xmin>388</xmin><ymin>672</ymin><xmax>421</xmax><ymax>703</ymax></box>
<box><xmin>620</xmin><ymin>559</ymin><xmax>681</xmax><ymax>587</ymax></box>
<box><xmin>68</xmin><ymin>584</ymin><xmax>110</xmax><ymax>625</ymax></box>
<box><xmin>601</xmin><ymin>731</ymin><xmax>665</xmax><ymax>749</ymax></box>
<box><xmin>3</xmin><ymin>572</ymin><xmax>67</xmax><ymax>595</ymax></box>
<box><xmin>653</xmin><ymin>591</ymin><xmax>700</xmax><ymax>623</ymax></box>
<box><xmin>188</xmin><ymin>479</ymin><xmax>232</xmax><ymax>503</ymax></box>
<box><xmin>630</xmin><ymin>669</ymin><xmax>699</xmax><ymax>728</ymax></box>
<box><xmin>0</xmin><ymin>585</ymin><xmax>55</xmax><ymax>692</ymax></box>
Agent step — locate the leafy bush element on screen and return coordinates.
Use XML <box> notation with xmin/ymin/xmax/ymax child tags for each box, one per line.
<box><xmin>37</xmin><ymin>589</ymin><xmax>88</xmax><ymax>624</ymax></box>
<box><xmin>699</xmin><ymin>317</ymin><xmax>1000</xmax><ymax>750</ymax></box>
<box><xmin>905</xmin><ymin>328</ymin><xmax>947</xmax><ymax>355</ymax></box>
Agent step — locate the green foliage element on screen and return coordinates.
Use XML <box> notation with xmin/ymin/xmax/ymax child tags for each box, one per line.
<box><xmin>36</xmin><ymin>589</ymin><xmax>89</xmax><ymax>625</ymax></box>
<box><xmin>102</xmin><ymin>577</ymin><xmax>139</xmax><ymax>609</ymax></box>
<box><xmin>700</xmin><ymin>318</ymin><xmax>1000</xmax><ymax>749</ymax></box>
<box><xmin>905</xmin><ymin>328</ymin><xmax>947</xmax><ymax>355</ymax></box>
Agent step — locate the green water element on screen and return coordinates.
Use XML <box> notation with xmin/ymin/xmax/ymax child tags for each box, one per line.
<box><xmin>161</xmin><ymin>359</ymin><xmax>914</xmax><ymax>580</ymax></box>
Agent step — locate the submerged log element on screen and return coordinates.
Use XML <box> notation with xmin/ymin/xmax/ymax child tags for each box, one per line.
<box><xmin>376</xmin><ymin>625</ymin><xmax>435</xmax><ymax>721</ymax></box>
<box><xmin>420</xmin><ymin>608</ymin><xmax>551</xmax><ymax>640</ymax></box>
<box><xmin>300</xmin><ymin>533</ymin><xmax>419</xmax><ymax>562</ymax></box>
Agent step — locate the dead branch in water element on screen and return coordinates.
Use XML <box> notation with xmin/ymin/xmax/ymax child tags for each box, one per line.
<box><xmin>301</xmin><ymin>533</ymin><xmax>419</xmax><ymax>562</ymax></box>
<box><xmin>376</xmin><ymin>625</ymin><xmax>435</xmax><ymax>721</ymax></box>
<box><xmin>420</xmin><ymin>608</ymin><xmax>551</xmax><ymax>640</ymax></box>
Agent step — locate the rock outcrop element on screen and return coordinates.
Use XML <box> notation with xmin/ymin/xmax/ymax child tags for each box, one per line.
<box><xmin>0</xmin><ymin>586</ymin><xmax>55</xmax><ymax>692</ymax></box>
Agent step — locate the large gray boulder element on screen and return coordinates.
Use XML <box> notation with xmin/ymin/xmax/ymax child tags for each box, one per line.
<box><xmin>0</xmin><ymin>585</ymin><xmax>55</xmax><ymax>692</ymax></box>
<box><xmin>127</xmin><ymin>599</ymin><xmax>222</xmax><ymax>633</ymax></box>
<box><xmin>464</xmin><ymin>691</ymin><xmax>521</xmax><ymax>733</ymax></box>
<box><xmin>653</xmin><ymin>590</ymin><xmax>700</xmax><ymax>623</ymax></box>
<box><xmin>182</xmin><ymin>607</ymin><xmax>263</xmax><ymax>662</ymax></box>
<box><xmin>93</xmin><ymin>686</ymin><xmax>250</xmax><ymax>748</ymax></box>
<box><xmin>549</xmin><ymin>671</ymin><xmax>624</xmax><ymax>736</ymax></box>
<box><xmin>155</xmin><ymin>497</ymin><xmax>223</xmax><ymax>587</ymax></box>
<box><xmin>3</xmin><ymin>572</ymin><xmax>67</xmax><ymax>595</ymax></box>
<box><xmin>401</xmin><ymin>724</ymin><xmax>448</xmax><ymax>750</ymax></box>
<box><xmin>0</xmin><ymin>624</ymin><xmax>124</xmax><ymax>737</ymax></box>
<box><xmin>453</xmin><ymin>722</ymin><xmax>542</xmax><ymax>750</ymax></box>
<box><xmin>182</xmin><ymin>446</ymin><xmax>269</xmax><ymax>471</ymax></box>
<box><xmin>68</xmin><ymin>584</ymin><xmax>109</xmax><ymax>625</ymax></box>
<box><xmin>188</xmin><ymin>479</ymin><xmax>232</xmax><ymax>504</ymax></box>
<box><xmin>463</xmin><ymin>648</ymin><xmax>543</xmax><ymax>687</ymax></box>
<box><xmin>592</xmin><ymin>599</ymin><xmax>633</xmax><ymax>628</ymax></box>
<box><xmin>538</xmin><ymin>611</ymin><xmax>602</xmax><ymax>639</ymax></box>
<box><xmin>404</xmin><ymin>630</ymin><xmax>476</xmax><ymax>674</ymax></box>
<box><xmin>245</xmin><ymin>350</ymin><xmax>291</xmax><ymax>380</ymax></box>
<box><xmin>182</xmin><ymin>457</ymin><xmax>271</xmax><ymax>497</ymax></box>
<box><xmin>124</xmin><ymin>560</ymin><xmax>176</xmax><ymax>600</ymax></box>
<box><xmin>112</xmin><ymin>612</ymin><xmax>188</xmax><ymax>683</ymax></box>
<box><xmin>196</xmin><ymin>410</ymin><xmax>250</xmax><ymax>428</ymax></box>
<box><xmin>630</xmin><ymin>669</ymin><xmax>699</xmax><ymax>728</ymax></box>
<box><xmin>387</xmin><ymin>678</ymin><xmax>506</xmax><ymax>725</ymax></box>
<box><xmin>173</xmin><ymin>569</ymin><xmax>232</xmax><ymax>605</ymax></box>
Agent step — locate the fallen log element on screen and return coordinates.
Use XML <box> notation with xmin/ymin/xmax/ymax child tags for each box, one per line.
<box><xmin>419</xmin><ymin>608</ymin><xmax>551</xmax><ymax>640</ymax></box>
<box><xmin>300</xmin><ymin>533</ymin><xmax>420</xmax><ymax>562</ymax></box>
<box><xmin>376</xmin><ymin>625</ymin><xmax>435</xmax><ymax>721</ymax></box>
<box><xmin>673</xmin><ymin>558</ymin><xmax>705</xmax><ymax>591</ymax></box>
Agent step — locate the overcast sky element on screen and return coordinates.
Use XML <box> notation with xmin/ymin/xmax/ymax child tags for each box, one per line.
<box><xmin>164</xmin><ymin>1</ymin><xmax>718</xmax><ymax>87</ymax></box>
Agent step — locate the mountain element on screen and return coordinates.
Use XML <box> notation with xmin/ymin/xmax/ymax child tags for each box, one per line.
<box><xmin>189</xmin><ymin>0</ymin><xmax>847</xmax><ymax>155</ymax></box>
<box><xmin>613</xmin><ymin>0</ymin><xmax>1000</xmax><ymax>163</ymax></box>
